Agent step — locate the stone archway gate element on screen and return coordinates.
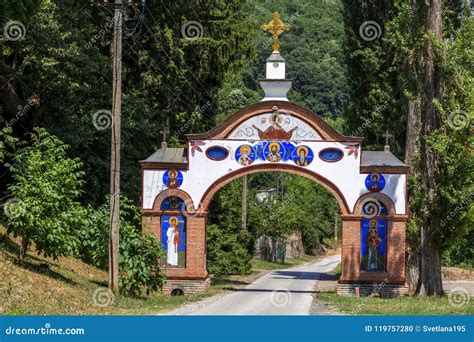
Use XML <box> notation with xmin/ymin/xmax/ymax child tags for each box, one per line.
<box><xmin>140</xmin><ymin>100</ymin><xmax>409</xmax><ymax>297</ymax></box>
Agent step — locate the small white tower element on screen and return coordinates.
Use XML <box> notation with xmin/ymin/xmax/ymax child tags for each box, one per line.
<box><xmin>260</xmin><ymin>12</ymin><xmax>292</xmax><ymax>101</ymax></box>
<box><xmin>260</xmin><ymin>52</ymin><xmax>292</xmax><ymax>101</ymax></box>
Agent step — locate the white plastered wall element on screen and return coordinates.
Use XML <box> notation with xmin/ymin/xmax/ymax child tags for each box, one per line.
<box><xmin>142</xmin><ymin>140</ymin><xmax>406</xmax><ymax>214</ymax></box>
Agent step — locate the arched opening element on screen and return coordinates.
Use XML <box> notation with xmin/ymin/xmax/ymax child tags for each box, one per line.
<box><xmin>199</xmin><ymin>164</ymin><xmax>350</xmax><ymax>215</ymax></box>
<box><xmin>170</xmin><ymin>288</ymin><xmax>185</xmax><ymax>297</ymax></box>
<box><xmin>204</xmin><ymin>168</ymin><xmax>343</xmax><ymax>279</ymax></box>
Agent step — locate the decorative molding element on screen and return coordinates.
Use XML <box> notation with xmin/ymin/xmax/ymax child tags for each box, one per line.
<box><xmin>360</xmin><ymin>165</ymin><xmax>409</xmax><ymax>174</ymax></box>
<box><xmin>186</xmin><ymin>101</ymin><xmax>364</xmax><ymax>142</ymax></box>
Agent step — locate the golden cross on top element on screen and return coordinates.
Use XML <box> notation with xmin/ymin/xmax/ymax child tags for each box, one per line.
<box><xmin>261</xmin><ymin>12</ymin><xmax>291</xmax><ymax>53</ymax></box>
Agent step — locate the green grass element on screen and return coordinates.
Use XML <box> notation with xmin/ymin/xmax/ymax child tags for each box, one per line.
<box><xmin>316</xmin><ymin>293</ymin><xmax>474</xmax><ymax>315</ymax></box>
<box><xmin>0</xmin><ymin>225</ymin><xmax>319</xmax><ymax>315</ymax></box>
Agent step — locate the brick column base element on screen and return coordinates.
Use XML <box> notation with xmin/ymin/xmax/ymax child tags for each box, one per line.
<box><xmin>161</xmin><ymin>277</ymin><xmax>211</xmax><ymax>295</ymax></box>
<box><xmin>336</xmin><ymin>283</ymin><xmax>409</xmax><ymax>297</ymax></box>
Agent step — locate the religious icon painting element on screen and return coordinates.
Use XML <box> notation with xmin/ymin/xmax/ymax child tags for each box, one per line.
<box><xmin>263</xmin><ymin>142</ymin><xmax>285</xmax><ymax>162</ymax></box>
<box><xmin>360</xmin><ymin>219</ymin><xmax>387</xmax><ymax>272</ymax></box>
<box><xmin>365</xmin><ymin>173</ymin><xmax>385</xmax><ymax>192</ymax></box>
<box><xmin>161</xmin><ymin>215</ymin><xmax>186</xmax><ymax>267</ymax></box>
<box><xmin>163</xmin><ymin>169</ymin><xmax>183</xmax><ymax>189</ymax></box>
<box><xmin>235</xmin><ymin>144</ymin><xmax>256</xmax><ymax>166</ymax></box>
<box><xmin>160</xmin><ymin>196</ymin><xmax>186</xmax><ymax>211</ymax></box>
<box><xmin>291</xmin><ymin>145</ymin><xmax>314</xmax><ymax>167</ymax></box>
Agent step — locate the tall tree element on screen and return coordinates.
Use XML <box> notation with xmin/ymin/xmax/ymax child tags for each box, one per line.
<box><xmin>418</xmin><ymin>0</ymin><xmax>444</xmax><ymax>296</ymax></box>
<box><xmin>344</xmin><ymin>0</ymin><xmax>473</xmax><ymax>295</ymax></box>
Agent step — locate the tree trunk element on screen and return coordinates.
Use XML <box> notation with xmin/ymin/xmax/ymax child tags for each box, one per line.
<box><xmin>404</xmin><ymin>96</ymin><xmax>421</xmax><ymax>291</ymax></box>
<box><xmin>271</xmin><ymin>240</ymin><xmax>276</xmax><ymax>263</ymax></box>
<box><xmin>404</xmin><ymin>97</ymin><xmax>421</xmax><ymax>169</ymax></box>
<box><xmin>406</xmin><ymin>247</ymin><xmax>419</xmax><ymax>293</ymax></box>
<box><xmin>19</xmin><ymin>236</ymin><xmax>30</xmax><ymax>262</ymax></box>
<box><xmin>418</xmin><ymin>0</ymin><xmax>444</xmax><ymax>296</ymax></box>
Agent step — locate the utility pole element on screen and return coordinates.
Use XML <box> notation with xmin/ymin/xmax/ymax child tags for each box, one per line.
<box><xmin>241</xmin><ymin>175</ymin><xmax>248</xmax><ymax>230</ymax></box>
<box><xmin>91</xmin><ymin>0</ymin><xmax>145</xmax><ymax>294</ymax></box>
<box><xmin>334</xmin><ymin>211</ymin><xmax>338</xmax><ymax>242</ymax></box>
<box><xmin>109</xmin><ymin>0</ymin><xmax>123</xmax><ymax>294</ymax></box>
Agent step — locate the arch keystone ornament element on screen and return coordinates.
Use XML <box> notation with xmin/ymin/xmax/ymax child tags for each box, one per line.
<box><xmin>140</xmin><ymin>14</ymin><xmax>410</xmax><ymax>297</ymax></box>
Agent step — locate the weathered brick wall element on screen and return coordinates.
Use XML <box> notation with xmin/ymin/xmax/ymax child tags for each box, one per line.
<box><xmin>340</xmin><ymin>216</ymin><xmax>407</xmax><ymax>284</ymax></box>
<box><xmin>143</xmin><ymin>177</ymin><xmax>408</xmax><ymax>296</ymax></box>
<box><xmin>162</xmin><ymin>278</ymin><xmax>211</xmax><ymax>295</ymax></box>
<box><xmin>143</xmin><ymin>214</ymin><xmax>207</xmax><ymax>280</ymax></box>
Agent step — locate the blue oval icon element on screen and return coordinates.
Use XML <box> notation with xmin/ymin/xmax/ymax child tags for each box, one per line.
<box><xmin>206</xmin><ymin>146</ymin><xmax>229</xmax><ymax>161</ymax></box>
<box><xmin>319</xmin><ymin>148</ymin><xmax>343</xmax><ymax>162</ymax></box>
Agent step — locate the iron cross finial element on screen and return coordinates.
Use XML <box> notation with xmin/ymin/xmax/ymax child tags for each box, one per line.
<box><xmin>160</xmin><ymin>118</ymin><xmax>171</xmax><ymax>143</ymax></box>
<box><xmin>261</xmin><ymin>12</ymin><xmax>291</xmax><ymax>53</ymax></box>
<box><xmin>382</xmin><ymin>130</ymin><xmax>393</xmax><ymax>146</ymax></box>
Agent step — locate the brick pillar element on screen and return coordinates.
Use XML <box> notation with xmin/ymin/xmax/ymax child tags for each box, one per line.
<box><xmin>340</xmin><ymin>216</ymin><xmax>360</xmax><ymax>282</ymax></box>
<box><xmin>385</xmin><ymin>217</ymin><xmax>407</xmax><ymax>284</ymax></box>
<box><xmin>184</xmin><ymin>215</ymin><xmax>208</xmax><ymax>278</ymax></box>
<box><xmin>339</xmin><ymin>215</ymin><xmax>407</xmax><ymax>285</ymax></box>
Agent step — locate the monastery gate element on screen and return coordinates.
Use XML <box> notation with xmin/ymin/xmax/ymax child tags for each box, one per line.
<box><xmin>140</xmin><ymin>13</ymin><xmax>409</xmax><ymax>297</ymax></box>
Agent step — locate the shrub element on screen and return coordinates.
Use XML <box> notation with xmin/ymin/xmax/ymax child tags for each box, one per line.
<box><xmin>4</xmin><ymin>128</ymin><xmax>86</xmax><ymax>261</ymax></box>
<box><xmin>206</xmin><ymin>224</ymin><xmax>252</xmax><ymax>275</ymax></box>
<box><xmin>79</xmin><ymin>197</ymin><xmax>166</xmax><ymax>296</ymax></box>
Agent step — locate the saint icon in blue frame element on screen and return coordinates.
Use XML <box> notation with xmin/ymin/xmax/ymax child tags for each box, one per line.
<box><xmin>264</xmin><ymin>142</ymin><xmax>285</xmax><ymax>162</ymax></box>
<box><xmin>163</xmin><ymin>169</ymin><xmax>183</xmax><ymax>189</ymax></box>
<box><xmin>161</xmin><ymin>215</ymin><xmax>186</xmax><ymax>267</ymax></box>
<box><xmin>365</xmin><ymin>173</ymin><xmax>385</xmax><ymax>192</ymax></box>
<box><xmin>292</xmin><ymin>145</ymin><xmax>314</xmax><ymax>167</ymax></box>
<box><xmin>360</xmin><ymin>219</ymin><xmax>386</xmax><ymax>272</ymax></box>
<box><xmin>235</xmin><ymin>144</ymin><xmax>256</xmax><ymax>166</ymax></box>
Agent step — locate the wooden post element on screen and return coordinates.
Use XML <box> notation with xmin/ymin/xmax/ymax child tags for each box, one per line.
<box><xmin>109</xmin><ymin>1</ymin><xmax>123</xmax><ymax>294</ymax></box>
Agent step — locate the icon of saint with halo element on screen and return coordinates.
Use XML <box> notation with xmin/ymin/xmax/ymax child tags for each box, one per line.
<box><xmin>252</xmin><ymin>112</ymin><xmax>298</xmax><ymax>140</ymax></box>
<box><xmin>166</xmin><ymin>217</ymin><xmax>180</xmax><ymax>266</ymax></box>
<box><xmin>266</xmin><ymin>142</ymin><xmax>282</xmax><ymax>162</ymax></box>
<box><xmin>295</xmin><ymin>146</ymin><xmax>309</xmax><ymax>166</ymax></box>
<box><xmin>237</xmin><ymin>145</ymin><xmax>254</xmax><ymax>166</ymax></box>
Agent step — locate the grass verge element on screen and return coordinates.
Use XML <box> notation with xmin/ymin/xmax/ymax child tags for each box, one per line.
<box><xmin>316</xmin><ymin>292</ymin><xmax>473</xmax><ymax>315</ymax></box>
<box><xmin>0</xmin><ymin>225</ymin><xmax>320</xmax><ymax>315</ymax></box>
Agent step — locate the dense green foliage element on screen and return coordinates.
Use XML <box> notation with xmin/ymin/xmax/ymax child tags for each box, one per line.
<box><xmin>1</xmin><ymin>129</ymin><xmax>165</xmax><ymax>296</ymax></box>
<box><xmin>80</xmin><ymin>198</ymin><xmax>165</xmax><ymax>297</ymax></box>
<box><xmin>206</xmin><ymin>180</ymin><xmax>253</xmax><ymax>274</ymax></box>
<box><xmin>0</xmin><ymin>0</ymin><xmax>471</xmax><ymax>295</ymax></box>
<box><xmin>207</xmin><ymin>173</ymin><xmax>340</xmax><ymax>274</ymax></box>
<box><xmin>4</xmin><ymin>128</ymin><xmax>86</xmax><ymax>260</ymax></box>
<box><xmin>206</xmin><ymin>223</ymin><xmax>253</xmax><ymax>275</ymax></box>
<box><xmin>216</xmin><ymin>0</ymin><xmax>349</xmax><ymax>119</ymax></box>
<box><xmin>0</xmin><ymin>0</ymin><xmax>255</xmax><ymax>202</ymax></box>
<box><xmin>342</xmin><ymin>0</ymin><xmax>473</xmax><ymax>282</ymax></box>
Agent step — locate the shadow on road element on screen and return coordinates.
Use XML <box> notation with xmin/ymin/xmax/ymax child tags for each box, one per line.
<box><xmin>227</xmin><ymin>288</ymin><xmax>316</xmax><ymax>294</ymax></box>
<box><xmin>270</xmin><ymin>270</ymin><xmax>321</xmax><ymax>280</ymax></box>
